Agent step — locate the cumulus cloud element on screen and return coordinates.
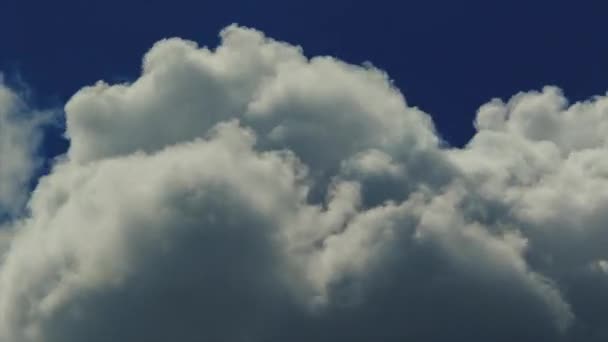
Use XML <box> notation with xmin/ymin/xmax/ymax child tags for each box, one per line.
<box><xmin>0</xmin><ymin>25</ymin><xmax>607</xmax><ymax>341</ymax></box>
<box><xmin>0</xmin><ymin>79</ymin><xmax>47</xmax><ymax>219</ymax></box>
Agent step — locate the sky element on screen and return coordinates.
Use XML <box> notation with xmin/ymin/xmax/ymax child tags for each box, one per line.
<box><xmin>1</xmin><ymin>1</ymin><xmax>608</xmax><ymax>341</ymax></box>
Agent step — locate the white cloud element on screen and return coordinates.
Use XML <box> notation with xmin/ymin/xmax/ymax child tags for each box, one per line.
<box><xmin>0</xmin><ymin>80</ymin><xmax>47</xmax><ymax>219</ymax></box>
<box><xmin>64</xmin><ymin>25</ymin><xmax>438</xmax><ymax>179</ymax></box>
<box><xmin>0</xmin><ymin>25</ymin><xmax>607</xmax><ymax>341</ymax></box>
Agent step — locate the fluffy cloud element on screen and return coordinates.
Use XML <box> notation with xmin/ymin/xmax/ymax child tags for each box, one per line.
<box><xmin>0</xmin><ymin>25</ymin><xmax>607</xmax><ymax>341</ymax></box>
<box><xmin>0</xmin><ymin>79</ymin><xmax>47</xmax><ymax>219</ymax></box>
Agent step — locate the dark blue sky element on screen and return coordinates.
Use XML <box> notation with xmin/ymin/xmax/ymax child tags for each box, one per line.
<box><xmin>2</xmin><ymin>0</ymin><xmax>607</xmax><ymax>155</ymax></box>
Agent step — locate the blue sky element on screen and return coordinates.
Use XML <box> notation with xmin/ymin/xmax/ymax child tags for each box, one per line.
<box><xmin>2</xmin><ymin>0</ymin><xmax>607</xmax><ymax>152</ymax></box>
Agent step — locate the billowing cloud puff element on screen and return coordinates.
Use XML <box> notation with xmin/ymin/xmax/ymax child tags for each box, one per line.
<box><xmin>0</xmin><ymin>79</ymin><xmax>47</xmax><ymax>219</ymax></box>
<box><xmin>0</xmin><ymin>25</ymin><xmax>607</xmax><ymax>341</ymax></box>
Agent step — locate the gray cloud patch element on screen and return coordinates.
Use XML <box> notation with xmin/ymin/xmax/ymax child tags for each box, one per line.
<box><xmin>0</xmin><ymin>25</ymin><xmax>607</xmax><ymax>341</ymax></box>
<box><xmin>0</xmin><ymin>79</ymin><xmax>47</xmax><ymax>220</ymax></box>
